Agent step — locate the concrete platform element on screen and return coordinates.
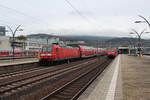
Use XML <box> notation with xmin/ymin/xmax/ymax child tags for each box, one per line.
<box><xmin>78</xmin><ymin>54</ymin><xmax>150</xmax><ymax>100</ymax></box>
<box><xmin>0</xmin><ymin>58</ymin><xmax>38</xmax><ymax>67</ymax></box>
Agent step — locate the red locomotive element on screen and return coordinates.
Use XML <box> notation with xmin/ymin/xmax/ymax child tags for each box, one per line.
<box><xmin>39</xmin><ymin>44</ymin><xmax>80</xmax><ymax>64</ymax></box>
<box><xmin>39</xmin><ymin>44</ymin><xmax>106</xmax><ymax>65</ymax></box>
<box><xmin>107</xmin><ymin>48</ymin><xmax>118</xmax><ymax>58</ymax></box>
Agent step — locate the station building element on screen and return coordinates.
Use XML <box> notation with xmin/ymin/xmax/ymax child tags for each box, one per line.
<box><xmin>118</xmin><ymin>46</ymin><xmax>138</xmax><ymax>55</ymax></box>
<box><xmin>0</xmin><ymin>26</ymin><xmax>6</xmax><ymax>36</ymax></box>
<box><xmin>118</xmin><ymin>46</ymin><xmax>150</xmax><ymax>55</ymax></box>
<box><xmin>118</xmin><ymin>46</ymin><xmax>129</xmax><ymax>54</ymax></box>
<box><xmin>142</xmin><ymin>47</ymin><xmax>150</xmax><ymax>55</ymax></box>
<box><xmin>25</xmin><ymin>37</ymin><xmax>60</xmax><ymax>50</ymax></box>
<box><xmin>0</xmin><ymin>36</ymin><xmax>12</xmax><ymax>50</ymax></box>
<box><xmin>0</xmin><ymin>36</ymin><xmax>60</xmax><ymax>51</ymax></box>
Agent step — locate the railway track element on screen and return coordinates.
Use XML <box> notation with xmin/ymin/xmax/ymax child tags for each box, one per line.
<box><xmin>0</xmin><ymin>57</ymin><xmax>99</xmax><ymax>100</ymax></box>
<box><xmin>0</xmin><ymin>67</ymin><xmax>43</xmax><ymax>78</ymax></box>
<box><xmin>0</xmin><ymin>57</ymin><xmax>95</xmax><ymax>79</ymax></box>
<box><xmin>0</xmin><ymin>61</ymin><xmax>38</xmax><ymax>75</ymax></box>
<box><xmin>40</xmin><ymin>58</ymin><xmax>112</xmax><ymax>100</ymax></box>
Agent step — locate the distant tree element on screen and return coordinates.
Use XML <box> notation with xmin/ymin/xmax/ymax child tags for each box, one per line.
<box><xmin>16</xmin><ymin>35</ymin><xmax>27</xmax><ymax>50</ymax></box>
<box><xmin>16</xmin><ymin>35</ymin><xmax>27</xmax><ymax>41</ymax></box>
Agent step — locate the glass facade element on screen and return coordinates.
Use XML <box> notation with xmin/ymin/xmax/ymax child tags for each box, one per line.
<box><xmin>0</xmin><ymin>26</ymin><xmax>5</xmax><ymax>36</ymax></box>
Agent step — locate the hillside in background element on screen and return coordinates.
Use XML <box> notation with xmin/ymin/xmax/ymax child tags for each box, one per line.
<box><xmin>27</xmin><ymin>33</ymin><xmax>150</xmax><ymax>47</ymax></box>
<box><xmin>27</xmin><ymin>33</ymin><xmax>59</xmax><ymax>39</ymax></box>
<box><xmin>61</xmin><ymin>35</ymin><xmax>113</xmax><ymax>41</ymax></box>
<box><xmin>27</xmin><ymin>34</ymin><xmax>112</xmax><ymax>41</ymax></box>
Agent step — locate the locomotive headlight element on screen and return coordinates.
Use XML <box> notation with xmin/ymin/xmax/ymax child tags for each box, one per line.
<box><xmin>47</xmin><ymin>54</ymin><xmax>52</xmax><ymax>56</ymax></box>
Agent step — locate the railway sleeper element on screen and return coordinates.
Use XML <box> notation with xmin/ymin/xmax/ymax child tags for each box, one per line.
<box><xmin>0</xmin><ymin>58</ymin><xmax>96</xmax><ymax>87</ymax></box>
<box><xmin>0</xmin><ymin>58</ymin><xmax>104</xmax><ymax>100</ymax></box>
<box><xmin>58</xmin><ymin>91</ymin><xmax>76</xmax><ymax>96</ymax></box>
<box><xmin>64</xmin><ymin>84</ymin><xmax>83</xmax><ymax>89</ymax></box>
<box><xmin>46</xmin><ymin>61</ymin><xmax>111</xmax><ymax>100</ymax></box>
<box><xmin>58</xmin><ymin>88</ymin><xmax>80</xmax><ymax>95</ymax></box>
<box><xmin>59</xmin><ymin>87</ymin><xmax>81</xmax><ymax>93</ymax></box>
<box><xmin>53</xmin><ymin>94</ymin><xmax>74</xmax><ymax>99</ymax></box>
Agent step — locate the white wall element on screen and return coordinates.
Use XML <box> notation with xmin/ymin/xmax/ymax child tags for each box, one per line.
<box><xmin>0</xmin><ymin>36</ymin><xmax>12</xmax><ymax>50</ymax></box>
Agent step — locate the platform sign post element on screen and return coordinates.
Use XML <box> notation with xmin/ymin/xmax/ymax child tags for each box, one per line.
<box><xmin>11</xmin><ymin>42</ymin><xmax>16</xmax><ymax>60</ymax></box>
<box><xmin>7</xmin><ymin>25</ymin><xmax>23</xmax><ymax>60</ymax></box>
<box><xmin>130</xmin><ymin>29</ymin><xmax>146</xmax><ymax>58</ymax></box>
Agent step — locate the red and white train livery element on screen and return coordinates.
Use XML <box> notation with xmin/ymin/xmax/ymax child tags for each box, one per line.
<box><xmin>39</xmin><ymin>44</ymin><xmax>106</xmax><ymax>64</ymax></box>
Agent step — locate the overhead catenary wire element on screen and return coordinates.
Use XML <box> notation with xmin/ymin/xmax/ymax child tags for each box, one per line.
<box><xmin>64</xmin><ymin>0</ymin><xmax>101</xmax><ymax>31</ymax></box>
<box><xmin>82</xmin><ymin>0</ymin><xmax>102</xmax><ymax>28</ymax></box>
<box><xmin>0</xmin><ymin>3</ymin><xmax>49</xmax><ymax>26</ymax></box>
<box><xmin>0</xmin><ymin>11</ymin><xmax>26</xmax><ymax>26</ymax></box>
<box><xmin>0</xmin><ymin>2</ymin><xmax>52</xmax><ymax>35</ymax></box>
<box><xmin>0</xmin><ymin>0</ymin><xmax>101</xmax><ymax>34</ymax></box>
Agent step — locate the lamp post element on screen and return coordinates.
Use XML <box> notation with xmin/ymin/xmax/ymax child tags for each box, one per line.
<box><xmin>135</xmin><ymin>15</ymin><xmax>150</xmax><ymax>29</ymax></box>
<box><xmin>46</xmin><ymin>38</ymin><xmax>49</xmax><ymax>45</ymax></box>
<box><xmin>128</xmin><ymin>34</ymin><xmax>138</xmax><ymax>56</ymax></box>
<box><xmin>130</xmin><ymin>29</ymin><xmax>147</xmax><ymax>57</ymax></box>
<box><xmin>7</xmin><ymin>25</ymin><xmax>23</xmax><ymax>60</ymax></box>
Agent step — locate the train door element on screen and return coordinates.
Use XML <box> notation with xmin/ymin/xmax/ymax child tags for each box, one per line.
<box><xmin>55</xmin><ymin>48</ymin><xmax>59</xmax><ymax>60</ymax></box>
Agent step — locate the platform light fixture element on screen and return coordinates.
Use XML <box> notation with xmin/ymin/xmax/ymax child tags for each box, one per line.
<box><xmin>7</xmin><ymin>25</ymin><xmax>23</xmax><ymax>60</ymax></box>
<box><xmin>134</xmin><ymin>15</ymin><xmax>150</xmax><ymax>29</ymax></box>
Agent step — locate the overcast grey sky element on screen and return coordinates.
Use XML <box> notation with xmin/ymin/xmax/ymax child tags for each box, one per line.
<box><xmin>0</xmin><ymin>0</ymin><xmax>150</xmax><ymax>38</ymax></box>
